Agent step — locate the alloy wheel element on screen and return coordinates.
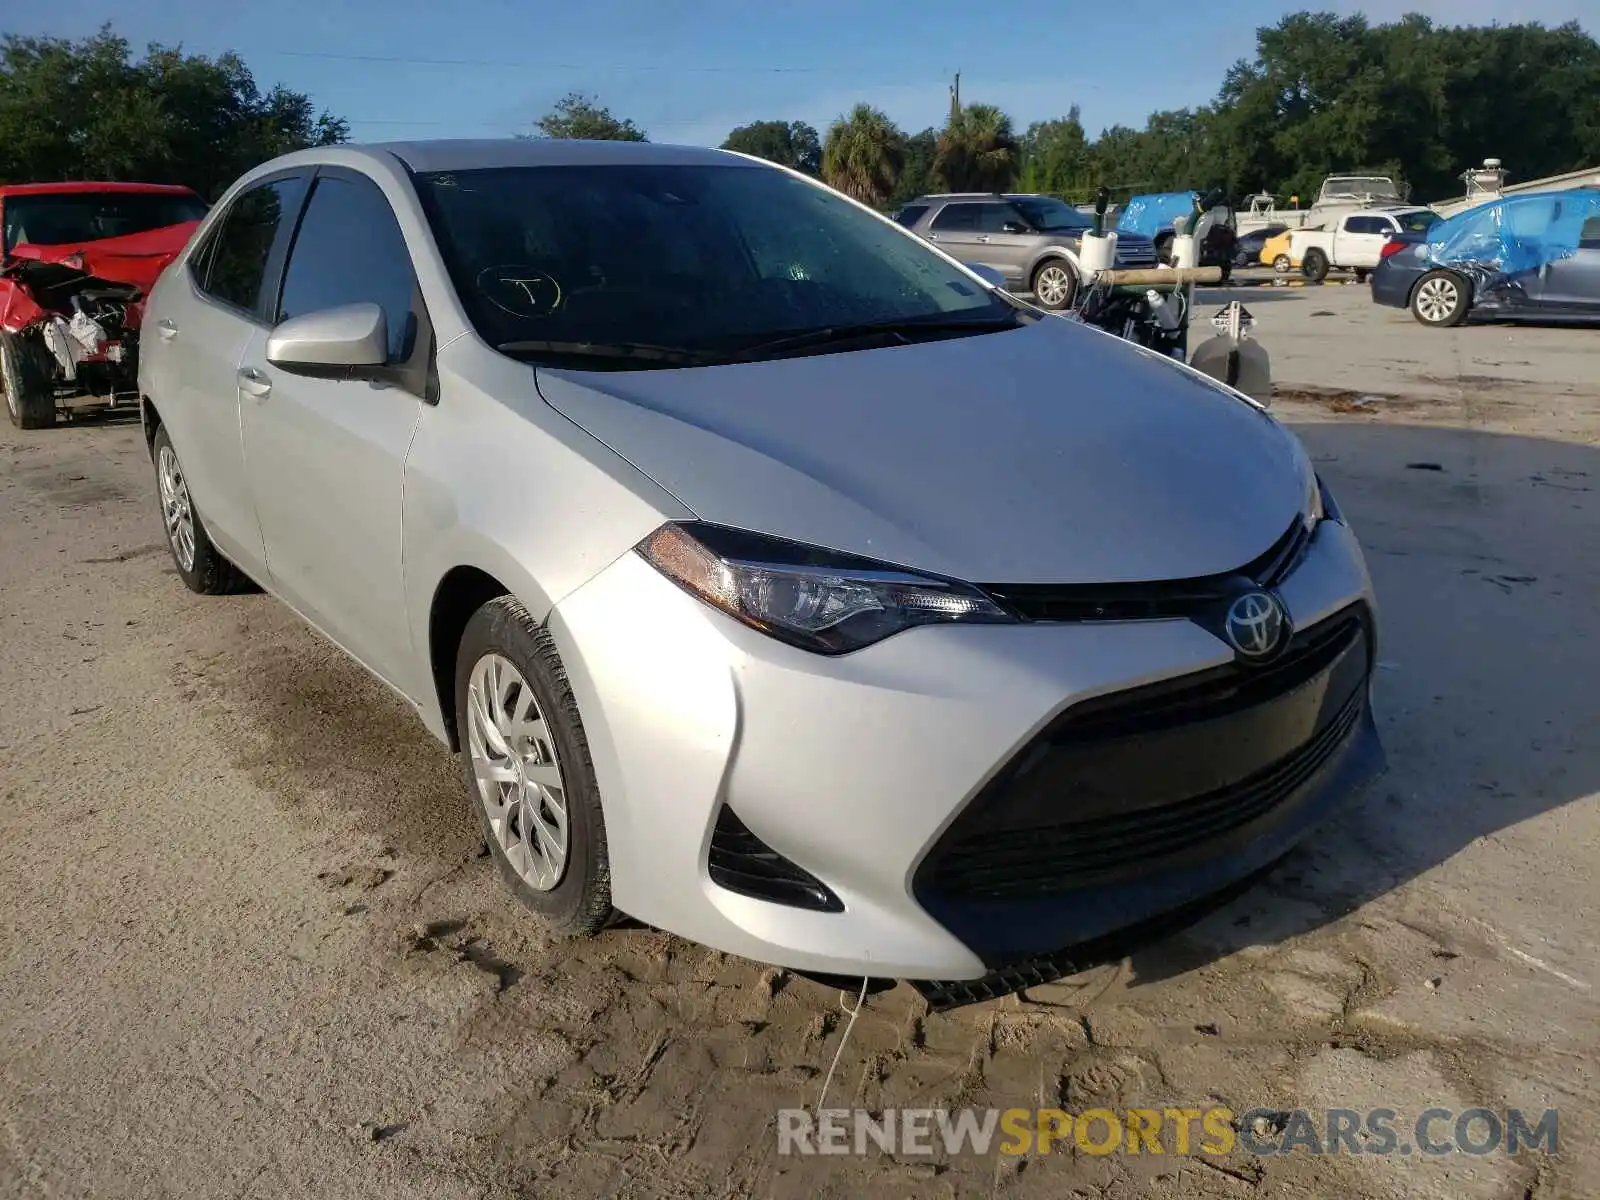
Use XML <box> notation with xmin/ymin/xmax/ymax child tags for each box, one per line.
<box><xmin>157</xmin><ymin>444</ymin><xmax>196</xmax><ymax>571</ymax></box>
<box><xmin>466</xmin><ymin>653</ymin><xmax>569</xmax><ymax>891</ymax></box>
<box><xmin>1035</xmin><ymin>265</ymin><xmax>1074</xmax><ymax>308</ymax></box>
<box><xmin>1415</xmin><ymin>277</ymin><xmax>1459</xmax><ymax>324</ymax></box>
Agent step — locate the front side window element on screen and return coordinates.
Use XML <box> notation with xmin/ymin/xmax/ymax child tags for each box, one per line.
<box><xmin>2</xmin><ymin>190</ymin><xmax>208</xmax><ymax>252</ymax></box>
<box><xmin>201</xmin><ymin>178</ymin><xmax>306</xmax><ymax>315</ymax></box>
<box><xmin>415</xmin><ymin>164</ymin><xmax>1015</xmax><ymax>367</ymax></box>
<box><xmin>974</xmin><ymin>204</ymin><xmax>1020</xmax><ymax>234</ymax></box>
<box><xmin>277</xmin><ymin>174</ymin><xmax>419</xmax><ymax>363</ymax></box>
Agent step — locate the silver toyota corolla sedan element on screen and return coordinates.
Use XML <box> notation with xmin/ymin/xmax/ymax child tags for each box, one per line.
<box><xmin>138</xmin><ymin>139</ymin><xmax>1384</xmax><ymax>1000</ymax></box>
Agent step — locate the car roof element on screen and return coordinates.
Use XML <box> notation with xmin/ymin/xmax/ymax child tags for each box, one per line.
<box><xmin>360</xmin><ymin>138</ymin><xmax>751</xmax><ymax>174</ymax></box>
<box><xmin>0</xmin><ymin>181</ymin><xmax>202</xmax><ymax>199</ymax></box>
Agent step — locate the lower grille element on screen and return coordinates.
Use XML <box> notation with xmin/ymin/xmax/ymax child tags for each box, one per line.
<box><xmin>914</xmin><ymin>605</ymin><xmax>1370</xmax><ymax>905</ymax></box>
<box><xmin>927</xmin><ymin>688</ymin><xmax>1361</xmax><ymax>901</ymax></box>
<box><xmin>707</xmin><ymin>806</ymin><xmax>842</xmax><ymax>912</ymax></box>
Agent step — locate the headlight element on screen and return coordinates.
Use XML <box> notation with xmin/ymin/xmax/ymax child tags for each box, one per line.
<box><xmin>1314</xmin><ymin>474</ymin><xmax>1343</xmax><ymax>524</ymax></box>
<box><xmin>637</xmin><ymin>522</ymin><xmax>1014</xmax><ymax>653</ymax></box>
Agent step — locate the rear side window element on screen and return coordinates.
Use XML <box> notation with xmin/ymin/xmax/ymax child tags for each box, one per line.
<box><xmin>894</xmin><ymin>204</ymin><xmax>929</xmax><ymax>227</ymax></box>
<box><xmin>931</xmin><ymin>203</ymin><xmax>979</xmax><ymax>231</ymax></box>
<box><xmin>1581</xmin><ymin>215</ymin><xmax>1600</xmax><ymax>250</ymax></box>
<box><xmin>200</xmin><ymin>177</ymin><xmax>305</xmax><ymax>315</ymax></box>
<box><xmin>1344</xmin><ymin>216</ymin><xmax>1384</xmax><ymax>234</ymax></box>
<box><xmin>276</xmin><ymin>174</ymin><xmax>419</xmax><ymax>363</ymax></box>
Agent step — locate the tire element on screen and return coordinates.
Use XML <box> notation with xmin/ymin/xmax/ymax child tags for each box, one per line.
<box><xmin>1153</xmin><ymin>233</ymin><xmax>1175</xmax><ymax>266</ymax></box>
<box><xmin>1301</xmin><ymin>249</ymin><xmax>1329</xmax><ymax>283</ymax></box>
<box><xmin>1218</xmin><ymin>261</ymin><xmax>1233</xmax><ymax>285</ymax></box>
<box><xmin>455</xmin><ymin>595</ymin><xmax>612</xmax><ymax>936</ymax></box>
<box><xmin>1030</xmin><ymin>258</ymin><xmax>1078</xmax><ymax>310</ymax></box>
<box><xmin>150</xmin><ymin>424</ymin><xmax>247</xmax><ymax>594</ymax></box>
<box><xmin>1410</xmin><ymin>270</ymin><xmax>1470</xmax><ymax>328</ymax></box>
<box><xmin>1353</xmin><ymin>268</ymin><xmax>1369</xmax><ymax>283</ymax></box>
<box><xmin>1</xmin><ymin>331</ymin><xmax>57</xmax><ymax>429</ymax></box>
<box><xmin>1272</xmin><ymin>254</ymin><xmax>1292</xmax><ymax>274</ymax></box>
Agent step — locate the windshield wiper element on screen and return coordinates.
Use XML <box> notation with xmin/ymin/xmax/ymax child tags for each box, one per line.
<box><xmin>727</xmin><ymin>313</ymin><xmax>1022</xmax><ymax>362</ymax></box>
<box><xmin>496</xmin><ymin>339</ymin><xmax>717</xmax><ymax>367</ymax></box>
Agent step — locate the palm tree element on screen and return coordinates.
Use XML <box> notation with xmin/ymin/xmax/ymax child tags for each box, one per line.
<box><xmin>933</xmin><ymin>104</ymin><xmax>1021</xmax><ymax>193</ymax></box>
<box><xmin>821</xmin><ymin>105</ymin><xmax>906</xmax><ymax>207</ymax></box>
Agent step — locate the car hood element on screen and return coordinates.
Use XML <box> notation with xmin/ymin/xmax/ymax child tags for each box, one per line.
<box><xmin>5</xmin><ymin>220</ymin><xmax>201</xmax><ymax>291</ymax></box>
<box><xmin>534</xmin><ymin>318</ymin><xmax>1307</xmax><ymax>584</ymax></box>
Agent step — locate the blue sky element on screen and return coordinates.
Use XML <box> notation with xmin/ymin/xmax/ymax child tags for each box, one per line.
<box><xmin>11</xmin><ymin>0</ymin><xmax>1592</xmax><ymax>148</ymax></box>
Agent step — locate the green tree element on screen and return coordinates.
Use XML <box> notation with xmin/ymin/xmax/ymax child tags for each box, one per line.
<box><xmin>821</xmin><ymin>104</ymin><xmax>906</xmax><ymax>207</ymax></box>
<box><xmin>933</xmin><ymin>103</ymin><xmax>1019</xmax><ymax>192</ymax></box>
<box><xmin>721</xmin><ymin>120</ymin><xmax>821</xmax><ymax>174</ymax></box>
<box><xmin>1019</xmin><ymin>110</ymin><xmax>1091</xmax><ymax>194</ymax></box>
<box><xmin>0</xmin><ymin>26</ymin><xmax>346</xmax><ymax>198</ymax></box>
<box><xmin>531</xmin><ymin>92</ymin><xmax>647</xmax><ymax>141</ymax></box>
<box><xmin>887</xmin><ymin>127</ymin><xmax>938</xmax><ymax>207</ymax></box>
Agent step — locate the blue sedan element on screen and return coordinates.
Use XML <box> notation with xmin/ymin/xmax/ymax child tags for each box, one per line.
<box><xmin>1373</xmin><ymin>188</ymin><xmax>1600</xmax><ymax>327</ymax></box>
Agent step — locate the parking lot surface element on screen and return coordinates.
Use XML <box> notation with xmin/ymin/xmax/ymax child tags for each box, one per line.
<box><xmin>2</xmin><ymin>284</ymin><xmax>1596</xmax><ymax>1198</ymax></box>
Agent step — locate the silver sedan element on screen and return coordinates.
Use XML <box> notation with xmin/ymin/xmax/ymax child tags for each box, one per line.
<box><xmin>138</xmin><ymin>138</ymin><xmax>1384</xmax><ymax>996</ymax></box>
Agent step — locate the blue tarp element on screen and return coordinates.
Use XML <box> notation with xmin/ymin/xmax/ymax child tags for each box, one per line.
<box><xmin>1116</xmin><ymin>192</ymin><xmax>1199</xmax><ymax>238</ymax></box>
<box><xmin>1422</xmin><ymin>190</ymin><xmax>1600</xmax><ymax>278</ymax></box>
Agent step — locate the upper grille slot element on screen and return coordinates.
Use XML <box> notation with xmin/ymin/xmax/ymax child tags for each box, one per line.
<box><xmin>983</xmin><ymin>516</ymin><xmax>1311</xmax><ymax>623</ymax></box>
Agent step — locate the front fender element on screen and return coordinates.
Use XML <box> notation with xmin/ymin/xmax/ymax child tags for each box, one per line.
<box><xmin>0</xmin><ymin>278</ymin><xmax>47</xmax><ymax>335</ymax></box>
<box><xmin>1027</xmin><ymin>247</ymin><xmax>1083</xmax><ymax>282</ymax></box>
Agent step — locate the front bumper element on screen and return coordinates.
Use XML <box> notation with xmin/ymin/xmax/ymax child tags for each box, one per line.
<box><xmin>548</xmin><ymin>518</ymin><xmax>1384</xmax><ymax>981</ymax></box>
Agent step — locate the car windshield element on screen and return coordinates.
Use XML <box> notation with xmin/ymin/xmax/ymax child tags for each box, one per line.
<box><xmin>1007</xmin><ymin>196</ymin><xmax>1091</xmax><ymax>232</ymax></box>
<box><xmin>2</xmin><ymin>191</ymin><xmax>208</xmax><ymax>251</ymax></box>
<box><xmin>416</xmin><ymin>163</ymin><xmax>1017</xmax><ymax>366</ymax></box>
<box><xmin>1395</xmin><ymin>210</ymin><xmax>1439</xmax><ymax>233</ymax></box>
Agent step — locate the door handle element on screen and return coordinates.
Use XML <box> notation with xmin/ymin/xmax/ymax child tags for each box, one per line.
<box><xmin>926</xmin><ymin>234</ymin><xmax>939</xmax><ymax>241</ymax></box>
<box><xmin>976</xmin><ymin>236</ymin><xmax>991</xmax><ymax>243</ymax></box>
<box><xmin>156</xmin><ymin>319</ymin><xmax>178</xmax><ymax>341</ymax></box>
<box><xmin>237</xmin><ymin>366</ymin><xmax>272</xmax><ymax>399</ymax></box>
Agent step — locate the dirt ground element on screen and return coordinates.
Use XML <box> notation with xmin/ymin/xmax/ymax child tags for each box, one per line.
<box><xmin>2</xmin><ymin>283</ymin><xmax>1597</xmax><ymax>1199</ymax></box>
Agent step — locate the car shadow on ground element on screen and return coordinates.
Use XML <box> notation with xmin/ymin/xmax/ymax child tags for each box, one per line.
<box><xmin>1123</xmin><ymin>419</ymin><xmax>1600</xmax><ymax>986</ymax></box>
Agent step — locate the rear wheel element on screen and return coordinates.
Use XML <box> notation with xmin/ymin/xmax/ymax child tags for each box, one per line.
<box><xmin>151</xmin><ymin>425</ymin><xmax>248</xmax><ymax>594</ymax></box>
<box><xmin>1</xmin><ymin>331</ymin><xmax>57</xmax><ymax>429</ymax></box>
<box><xmin>1301</xmin><ymin>249</ymin><xmax>1330</xmax><ymax>283</ymax></box>
<box><xmin>1354</xmin><ymin>268</ymin><xmax>1370</xmax><ymax>283</ymax></box>
<box><xmin>1030</xmin><ymin>259</ymin><xmax>1078</xmax><ymax>310</ymax></box>
<box><xmin>1410</xmin><ymin>270</ymin><xmax>1469</xmax><ymax>327</ymax></box>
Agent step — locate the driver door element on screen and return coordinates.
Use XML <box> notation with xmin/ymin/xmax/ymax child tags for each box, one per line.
<box><xmin>237</xmin><ymin>168</ymin><xmax>430</xmax><ymax>688</ymax></box>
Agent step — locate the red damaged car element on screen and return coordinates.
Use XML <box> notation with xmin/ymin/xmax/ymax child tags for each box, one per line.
<box><xmin>1</xmin><ymin>182</ymin><xmax>208</xmax><ymax>428</ymax></box>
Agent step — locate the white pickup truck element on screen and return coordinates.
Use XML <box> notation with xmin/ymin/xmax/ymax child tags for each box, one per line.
<box><xmin>1290</xmin><ymin>207</ymin><xmax>1438</xmax><ymax>281</ymax></box>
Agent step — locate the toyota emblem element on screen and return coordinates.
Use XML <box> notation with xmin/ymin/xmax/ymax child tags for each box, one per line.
<box><xmin>1224</xmin><ymin>591</ymin><xmax>1289</xmax><ymax>660</ymax></box>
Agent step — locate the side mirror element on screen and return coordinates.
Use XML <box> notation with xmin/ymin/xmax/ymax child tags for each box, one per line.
<box><xmin>962</xmin><ymin>262</ymin><xmax>1007</xmax><ymax>289</ymax></box>
<box><xmin>267</xmin><ymin>302</ymin><xmax>388</xmax><ymax>372</ymax></box>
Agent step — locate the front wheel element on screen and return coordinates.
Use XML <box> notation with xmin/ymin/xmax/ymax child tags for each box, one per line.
<box><xmin>1</xmin><ymin>331</ymin><xmax>57</xmax><ymax>429</ymax></box>
<box><xmin>1410</xmin><ymin>270</ymin><xmax>1470</xmax><ymax>327</ymax></box>
<box><xmin>1272</xmin><ymin>254</ymin><xmax>1292</xmax><ymax>274</ymax></box>
<box><xmin>455</xmin><ymin>595</ymin><xmax>612</xmax><ymax>936</ymax></box>
<box><xmin>1031</xmin><ymin>259</ymin><xmax>1078</xmax><ymax>310</ymax></box>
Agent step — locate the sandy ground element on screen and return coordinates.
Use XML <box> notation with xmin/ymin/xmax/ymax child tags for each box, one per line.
<box><xmin>2</xmin><ymin>283</ymin><xmax>1597</xmax><ymax>1199</ymax></box>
